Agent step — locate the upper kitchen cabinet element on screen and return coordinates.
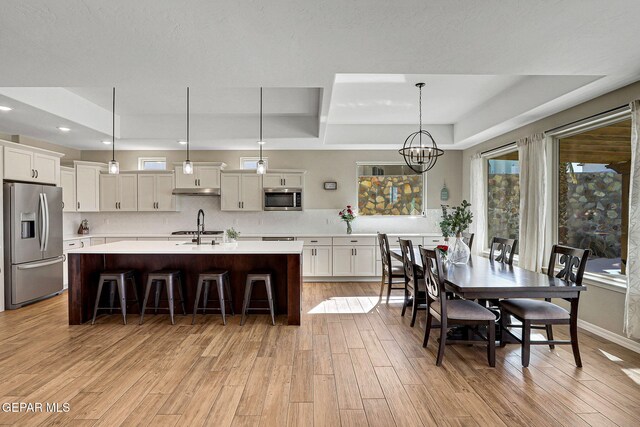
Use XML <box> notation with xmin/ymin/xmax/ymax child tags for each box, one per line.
<box><xmin>2</xmin><ymin>143</ymin><xmax>62</xmax><ymax>185</ymax></box>
<box><xmin>60</xmin><ymin>166</ymin><xmax>76</xmax><ymax>212</ymax></box>
<box><xmin>100</xmin><ymin>173</ymin><xmax>138</xmax><ymax>211</ymax></box>
<box><xmin>220</xmin><ymin>171</ymin><xmax>263</xmax><ymax>211</ymax></box>
<box><xmin>262</xmin><ymin>170</ymin><xmax>305</xmax><ymax>189</ymax></box>
<box><xmin>138</xmin><ymin>172</ymin><xmax>176</xmax><ymax>211</ymax></box>
<box><xmin>75</xmin><ymin>161</ymin><xmax>105</xmax><ymax>212</ymax></box>
<box><xmin>174</xmin><ymin>162</ymin><xmax>226</xmax><ymax>193</ymax></box>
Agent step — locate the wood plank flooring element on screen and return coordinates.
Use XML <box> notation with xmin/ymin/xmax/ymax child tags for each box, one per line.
<box><xmin>0</xmin><ymin>282</ymin><xmax>639</xmax><ymax>426</ymax></box>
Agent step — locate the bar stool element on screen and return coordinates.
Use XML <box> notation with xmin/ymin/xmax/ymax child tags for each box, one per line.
<box><xmin>139</xmin><ymin>270</ymin><xmax>186</xmax><ymax>325</ymax></box>
<box><xmin>241</xmin><ymin>272</ymin><xmax>275</xmax><ymax>326</ymax></box>
<box><xmin>192</xmin><ymin>270</ymin><xmax>234</xmax><ymax>325</ymax></box>
<box><xmin>92</xmin><ymin>269</ymin><xmax>139</xmax><ymax>325</ymax></box>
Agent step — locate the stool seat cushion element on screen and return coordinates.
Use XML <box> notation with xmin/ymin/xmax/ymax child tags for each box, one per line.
<box><xmin>500</xmin><ymin>299</ymin><xmax>570</xmax><ymax>320</ymax></box>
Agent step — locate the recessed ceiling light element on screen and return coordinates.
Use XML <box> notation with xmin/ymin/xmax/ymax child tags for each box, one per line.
<box><xmin>102</xmin><ymin>140</ymin><xmax>112</xmax><ymax>145</ymax></box>
<box><xmin>57</xmin><ymin>126</ymin><xmax>71</xmax><ymax>132</ymax></box>
<box><xmin>0</xmin><ymin>105</ymin><xmax>13</xmax><ymax>112</ymax></box>
<box><xmin>178</xmin><ymin>140</ymin><xmax>187</xmax><ymax>145</ymax></box>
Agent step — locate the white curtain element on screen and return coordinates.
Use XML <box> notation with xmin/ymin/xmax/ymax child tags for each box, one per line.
<box><xmin>625</xmin><ymin>100</ymin><xmax>640</xmax><ymax>339</ymax></box>
<box><xmin>470</xmin><ymin>154</ymin><xmax>486</xmax><ymax>255</ymax></box>
<box><xmin>517</xmin><ymin>133</ymin><xmax>548</xmax><ymax>272</ymax></box>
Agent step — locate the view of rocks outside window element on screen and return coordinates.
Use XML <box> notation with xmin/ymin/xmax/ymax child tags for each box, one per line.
<box><xmin>558</xmin><ymin>119</ymin><xmax>631</xmax><ymax>275</ymax></box>
<box><xmin>357</xmin><ymin>164</ymin><xmax>423</xmax><ymax>215</ymax></box>
<box><xmin>487</xmin><ymin>152</ymin><xmax>520</xmax><ymax>251</ymax></box>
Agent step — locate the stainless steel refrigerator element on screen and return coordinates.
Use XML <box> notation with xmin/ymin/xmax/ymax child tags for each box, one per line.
<box><xmin>3</xmin><ymin>182</ymin><xmax>64</xmax><ymax>309</ymax></box>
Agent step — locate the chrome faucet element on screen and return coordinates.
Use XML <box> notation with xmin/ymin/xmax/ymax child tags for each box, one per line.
<box><xmin>195</xmin><ymin>209</ymin><xmax>205</xmax><ymax>245</ymax></box>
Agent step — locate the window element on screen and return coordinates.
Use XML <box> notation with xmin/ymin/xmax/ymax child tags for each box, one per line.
<box><xmin>486</xmin><ymin>149</ymin><xmax>520</xmax><ymax>249</ymax></box>
<box><xmin>240</xmin><ymin>157</ymin><xmax>268</xmax><ymax>170</ymax></box>
<box><xmin>138</xmin><ymin>157</ymin><xmax>166</xmax><ymax>171</ymax></box>
<box><xmin>357</xmin><ymin>163</ymin><xmax>424</xmax><ymax>216</ymax></box>
<box><xmin>557</xmin><ymin>119</ymin><xmax>631</xmax><ymax>276</ymax></box>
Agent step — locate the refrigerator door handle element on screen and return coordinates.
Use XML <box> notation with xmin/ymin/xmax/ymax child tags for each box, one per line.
<box><xmin>43</xmin><ymin>192</ymin><xmax>50</xmax><ymax>252</ymax></box>
<box><xmin>38</xmin><ymin>193</ymin><xmax>46</xmax><ymax>252</ymax></box>
<box><xmin>16</xmin><ymin>256</ymin><xmax>64</xmax><ymax>270</ymax></box>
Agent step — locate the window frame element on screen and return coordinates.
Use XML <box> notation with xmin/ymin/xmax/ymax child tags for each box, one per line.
<box><xmin>240</xmin><ymin>156</ymin><xmax>269</xmax><ymax>170</ymax></box>
<box><xmin>355</xmin><ymin>161</ymin><xmax>427</xmax><ymax>217</ymax></box>
<box><xmin>137</xmin><ymin>157</ymin><xmax>167</xmax><ymax>171</ymax></box>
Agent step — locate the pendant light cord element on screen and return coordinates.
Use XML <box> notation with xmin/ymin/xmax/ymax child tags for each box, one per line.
<box><xmin>186</xmin><ymin>87</ymin><xmax>190</xmax><ymax>161</ymax></box>
<box><xmin>259</xmin><ymin>87</ymin><xmax>263</xmax><ymax>160</ymax></box>
<box><xmin>418</xmin><ymin>84</ymin><xmax>422</xmax><ymax>147</ymax></box>
<box><xmin>112</xmin><ymin>87</ymin><xmax>116</xmax><ymax>161</ymax></box>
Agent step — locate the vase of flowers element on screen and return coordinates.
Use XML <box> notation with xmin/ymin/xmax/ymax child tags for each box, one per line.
<box><xmin>339</xmin><ymin>205</ymin><xmax>356</xmax><ymax>234</ymax></box>
<box><xmin>439</xmin><ymin>200</ymin><xmax>473</xmax><ymax>265</ymax></box>
<box><xmin>435</xmin><ymin>244</ymin><xmax>449</xmax><ymax>264</ymax></box>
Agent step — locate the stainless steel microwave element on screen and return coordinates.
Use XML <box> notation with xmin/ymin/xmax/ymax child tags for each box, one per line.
<box><xmin>263</xmin><ymin>188</ymin><xmax>303</xmax><ymax>211</ymax></box>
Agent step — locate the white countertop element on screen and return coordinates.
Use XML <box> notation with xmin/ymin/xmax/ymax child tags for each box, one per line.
<box><xmin>67</xmin><ymin>240</ymin><xmax>304</xmax><ymax>255</ymax></box>
<box><xmin>64</xmin><ymin>232</ymin><xmax>442</xmax><ymax>241</ymax></box>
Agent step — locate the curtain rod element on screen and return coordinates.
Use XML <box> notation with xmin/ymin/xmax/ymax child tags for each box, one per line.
<box><xmin>480</xmin><ymin>141</ymin><xmax>517</xmax><ymax>156</ymax></box>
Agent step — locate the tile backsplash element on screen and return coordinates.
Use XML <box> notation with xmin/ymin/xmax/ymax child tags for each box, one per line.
<box><xmin>66</xmin><ymin>196</ymin><xmax>442</xmax><ymax>236</ymax></box>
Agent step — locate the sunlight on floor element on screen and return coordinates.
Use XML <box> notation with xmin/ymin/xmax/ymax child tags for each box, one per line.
<box><xmin>307</xmin><ymin>296</ymin><xmax>384</xmax><ymax>314</ymax></box>
<box><xmin>622</xmin><ymin>368</ymin><xmax>640</xmax><ymax>385</ymax></box>
<box><xmin>599</xmin><ymin>348</ymin><xmax>624</xmax><ymax>362</ymax></box>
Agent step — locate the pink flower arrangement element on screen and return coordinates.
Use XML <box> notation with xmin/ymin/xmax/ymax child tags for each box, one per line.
<box><xmin>339</xmin><ymin>205</ymin><xmax>356</xmax><ymax>223</ymax></box>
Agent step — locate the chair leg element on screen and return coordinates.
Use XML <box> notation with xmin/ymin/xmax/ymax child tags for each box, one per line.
<box><xmin>423</xmin><ymin>310</ymin><xmax>433</xmax><ymax>348</ymax></box>
<box><xmin>117</xmin><ymin>278</ymin><xmax>127</xmax><ymax>325</ymax></box>
<box><xmin>521</xmin><ymin>320</ymin><xmax>531</xmax><ymax>368</ymax></box>
<box><xmin>570</xmin><ymin>298</ymin><xmax>582</xmax><ymax>368</ymax></box>
<box><xmin>546</xmin><ymin>325</ymin><xmax>555</xmax><ymax>350</ymax></box>
<box><xmin>401</xmin><ymin>286</ymin><xmax>408</xmax><ymax>317</ymax></box>
<box><xmin>192</xmin><ymin>278</ymin><xmax>204</xmax><ymax>325</ymax></box>
<box><xmin>487</xmin><ymin>320</ymin><xmax>496</xmax><ymax>367</ymax></box>
<box><xmin>92</xmin><ymin>278</ymin><xmax>106</xmax><ymax>325</ymax></box>
<box><xmin>224</xmin><ymin>274</ymin><xmax>235</xmax><ymax>316</ymax></box>
<box><xmin>410</xmin><ymin>294</ymin><xmax>419</xmax><ymax>327</ymax></box>
<box><xmin>202</xmin><ymin>281</ymin><xmax>210</xmax><ymax>314</ymax></box>
<box><xmin>436</xmin><ymin>319</ymin><xmax>447</xmax><ymax>366</ymax></box>
<box><xmin>167</xmin><ymin>279</ymin><xmax>175</xmax><ymax>325</ymax></box>
<box><xmin>265</xmin><ymin>277</ymin><xmax>276</xmax><ymax>326</ymax></box>
<box><xmin>499</xmin><ymin>308</ymin><xmax>508</xmax><ymax>348</ymax></box>
<box><xmin>108</xmin><ymin>281</ymin><xmax>116</xmax><ymax>314</ymax></box>
<box><xmin>154</xmin><ymin>280</ymin><xmax>161</xmax><ymax>314</ymax></box>
<box><xmin>216</xmin><ymin>279</ymin><xmax>226</xmax><ymax>326</ymax></box>
<box><xmin>140</xmin><ymin>279</ymin><xmax>153</xmax><ymax>324</ymax></box>
<box><xmin>379</xmin><ymin>270</ymin><xmax>386</xmax><ymax>299</ymax></box>
<box><xmin>241</xmin><ymin>278</ymin><xmax>254</xmax><ymax>326</ymax></box>
<box><xmin>386</xmin><ymin>274</ymin><xmax>393</xmax><ymax>304</ymax></box>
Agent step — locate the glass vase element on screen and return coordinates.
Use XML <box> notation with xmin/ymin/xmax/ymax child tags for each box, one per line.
<box><xmin>447</xmin><ymin>235</ymin><xmax>470</xmax><ymax>265</ymax></box>
<box><xmin>346</xmin><ymin>222</ymin><xmax>353</xmax><ymax>235</ymax></box>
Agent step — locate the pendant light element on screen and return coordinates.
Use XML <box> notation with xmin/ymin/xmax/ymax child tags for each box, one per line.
<box><xmin>108</xmin><ymin>87</ymin><xmax>119</xmax><ymax>174</ymax></box>
<box><xmin>183</xmin><ymin>87</ymin><xmax>194</xmax><ymax>175</ymax></box>
<box><xmin>256</xmin><ymin>87</ymin><xmax>266</xmax><ymax>175</ymax></box>
<box><xmin>398</xmin><ymin>83</ymin><xmax>444</xmax><ymax>174</ymax></box>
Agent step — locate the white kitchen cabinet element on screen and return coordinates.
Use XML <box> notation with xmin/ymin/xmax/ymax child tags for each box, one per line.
<box><xmin>353</xmin><ymin>246</ymin><xmax>377</xmax><ymax>276</ymax></box>
<box><xmin>304</xmin><ymin>246</ymin><xmax>332</xmax><ymax>276</ymax></box>
<box><xmin>76</xmin><ymin>162</ymin><xmax>103</xmax><ymax>212</ymax></box>
<box><xmin>332</xmin><ymin>247</ymin><xmax>354</xmax><ymax>276</ymax></box>
<box><xmin>332</xmin><ymin>237</ymin><xmax>377</xmax><ymax>276</ymax></box>
<box><xmin>174</xmin><ymin>162</ymin><xmax>225</xmax><ymax>189</ymax></box>
<box><xmin>63</xmin><ymin>238</ymin><xmax>90</xmax><ymax>288</ymax></box>
<box><xmin>60</xmin><ymin>167</ymin><xmax>76</xmax><ymax>212</ymax></box>
<box><xmin>3</xmin><ymin>146</ymin><xmax>60</xmax><ymax>184</ymax></box>
<box><xmin>100</xmin><ymin>173</ymin><xmax>138</xmax><ymax>211</ymax></box>
<box><xmin>262</xmin><ymin>172</ymin><xmax>304</xmax><ymax>188</ymax></box>
<box><xmin>137</xmin><ymin>173</ymin><xmax>176</xmax><ymax>211</ymax></box>
<box><xmin>220</xmin><ymin>172</ymin><xmax>263</xmax><ymax>211</ymax></box>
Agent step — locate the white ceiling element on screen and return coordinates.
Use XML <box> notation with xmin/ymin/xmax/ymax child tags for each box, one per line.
<box><xmin>0</xmin><ymin>0</ymin><xmax>639</xmax><ymax>151</ymax></box>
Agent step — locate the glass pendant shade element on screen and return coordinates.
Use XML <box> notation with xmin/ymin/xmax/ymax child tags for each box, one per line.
<box><xmin>108</xmin><ymin>160</ymin><xmax>119</xmax><ymax>175</ymax></box>
<box><xmin>183</xmin><ymin>160</ymin><xmax>193</xmax><ymax>175</ymax></box>
<box><xmin>256</xmin><ymin>159</ymin><xmax>266</xmax><ymax>175</ymax></box>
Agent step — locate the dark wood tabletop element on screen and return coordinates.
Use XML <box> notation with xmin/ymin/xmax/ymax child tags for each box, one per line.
<box><xmin>391</xmin><ymin>249</ymin><xmax>586</xmax><ymax>300</ymax></box>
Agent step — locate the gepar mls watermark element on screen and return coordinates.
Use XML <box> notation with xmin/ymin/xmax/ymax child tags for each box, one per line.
<box><xmin>1</xmin><ymin>402</ymin><xmax>70</xmax><ymax>413</ymax></box>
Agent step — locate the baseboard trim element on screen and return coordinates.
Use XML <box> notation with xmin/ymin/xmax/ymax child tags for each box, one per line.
<box><xmin>578</xmin><ymin>319</ymin><xmax>640</xmax><ymax>354</ymax></box>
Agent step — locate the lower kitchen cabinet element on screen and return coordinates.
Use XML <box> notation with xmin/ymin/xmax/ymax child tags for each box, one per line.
<box><xmin>63</xmin><ymin>238</ymin><xmax>90</xmax><ymax>288</ymax></box>
<box><xmin>303</xmin><ymin>246</ymin><xmax>332</xmax><ymax>276</ymax></box>
<box><xmin>332</xmin><ymin>245</ymin><xmax>376</xmax><ymax>276</ymax></box>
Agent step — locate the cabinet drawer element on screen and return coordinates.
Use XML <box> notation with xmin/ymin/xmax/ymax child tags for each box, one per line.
<box><xmin>298</xmin><ymin>237</ymin><xmax>332</xmax><ymax>246</ymax></box>
<box><xmin>422</xmin><ymin>237</ymin><xmax>445</xmax><ymax>248</ymax></box>
<box><xmin>333</xmin><ymin>237</ymin><xmax>376</xmax><ymax>246</ymax></box>
<box><xmin>63</xmin><ymin>240</ymin><xmax>82</xmax><ymax>251</ymax></box>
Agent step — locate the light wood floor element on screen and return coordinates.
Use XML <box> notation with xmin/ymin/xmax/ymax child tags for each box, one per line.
<box><xmin>1</xmin><ymin>282</ymin><xmax>639</xmax><ymax>426</ymax></box>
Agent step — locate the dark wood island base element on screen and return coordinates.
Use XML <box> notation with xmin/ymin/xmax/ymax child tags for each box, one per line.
<box><xmin>68</xmin><ymin>252</ymin><xmax>302</xmax><ymax>325</ymax></box>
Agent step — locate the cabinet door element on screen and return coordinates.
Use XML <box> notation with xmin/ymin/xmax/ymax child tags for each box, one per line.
<box><xmin>155</xmin><ymin>174</ymin><xmax>176</xmax><ymax>211</ymax></box>
<box><xmin>332</xmin><ymin>247</ymin><xmax>354</xmax><ymax>276</ymax></box>
<box><xmin>175</xmin><ymin>165</ymin><xmax>197</xmax><ymax>189</ymax></box>
<box><xmin>33</xmin><ymin>153</ymin><xmax>58</xmax><ymax>184</ymax></box>
<box><xmin>262</xmin><ymin>173</ymin><xmax>282</xmax><ymax>188</ymax></box>
<box><xmin>99</xmin><ymin>174</ymin><xmax>119</xmax><ymax>212</ymax></box>
<box><xmin>137</xmin><ymin>174</ymin><xmax>156</xmax><ymax>211</ymax></box>
<box><xmin>76</xmin><ymin>166</ymin><xmax>100</xmax><ymax>211</ymax></box>
<box><xmin>3</xmin><ymin>146</ymin><xmax>33</xmax><ymax>182</ymax></box>
<box><xmin>61</xmin><ymin>169</ymin><xmax>76</xmax><ymax>212</ymax></box>
<box><xmin>240</xmin><ymin>174</ymin><xmax>263</xmax><ymax>211</ymax></box>
<box><xmin>283</xmin><ymin>173</ymin><xmax>303</xmax><ymax>188</ymax></box>
<box><xmin>196</xmin><ymin>166</ymin><xmax>220</xmax><ymax>188</ymax></box>
<box><xmin>118</xmin><ymin>174</ymin><xmax>138</xmax><ymax>211</ymax></box>
<box><xmin>302</xmin><ymin>247</ymin><xmax>315</xmax><ymax>276</ymax></box>
<box><xmin>220</xmin><ymin>174</ymin><xmax>241</xmax><ymax>211</ymax></box>
<box><xmin>314</xmin><ymin>246</ymin><xmax>333</xmax><ymax>276</ymax></box>
<box><xmin>63</xmin><ymin>251</ymin><xmax>69</xmax><ymax>289</ymax></box>
<box><xmin>353</xmin><ymin>246</ymin><xmax>377</xmax><ymax>276</ymax></box>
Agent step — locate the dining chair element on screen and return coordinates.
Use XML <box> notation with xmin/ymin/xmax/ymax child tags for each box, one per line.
<box><xmin>419</xmin><ymin>246</ymin><xmax>497</xmax><ymax>367</ymax></box>
<box><xmin>489</xmin><ymin>237</ymin><xmax>518</xmax><ymax>265</ymax></box>
<box><xmin>461</xmin><ymin>232</ymin><xmax>474</xmax><ymax>250</ymax></box>
<box><xmin>500</xmin><ymin>244</ymin><xmax>590</xmax><ymax>367</ymax></box>
<box><xmin>399</xmin><ymin>238</ymin><xmax>426</xmax><ymax>327</ymax></box>
<box><xmin>377</xmin><ymin>233</ymin><xmax>405</xmax><ymax>304</ymax></box>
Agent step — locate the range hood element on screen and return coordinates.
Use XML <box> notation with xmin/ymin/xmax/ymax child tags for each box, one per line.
<box><xmin>172</xmin><ymin>187</ymin><xmax>221</xmax><ymax>196</ymax></box>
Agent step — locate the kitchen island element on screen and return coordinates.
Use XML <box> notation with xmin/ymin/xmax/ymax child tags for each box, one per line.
<box><xmin>67</xmin><ymin>240</ymin><xmax>303</xmax><ymax>325</ymax></box>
